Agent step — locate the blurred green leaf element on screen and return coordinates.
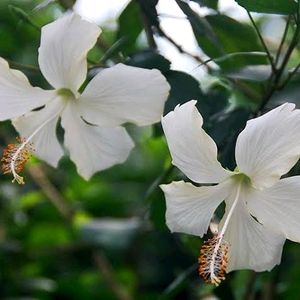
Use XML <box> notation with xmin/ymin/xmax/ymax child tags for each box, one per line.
<box><xmin>18</xmin><ymin>191</ymin><xmax>43</xmax><ymax>210</ymax></box>
<box><xmin>26</xmin><ymin>223</ymin><xmax>71</xmax><ymax>249</ymax></box>
<box><xmin>190</xmin><ymin>0</ymin><xmax>218</xmax><ymax>10</ymax></box>
<box><xmin>164</xmin><ymin>70</ymin><xmax>203</xmax><ymax>113</ymax></box>
<box><xmin>137</xmin><ymin>0</ymin><xmax>159</xmax><ymax>27</ymax></box>
<box><xmin>176</xmin><ymin>0</ymin><xmax>221</xmax><ymax>56</ymax></box>
<box><xmin>161</xmin><ymin>263</ymin><xmax>197</xmax><ymax>299</ymax></box>
<box><xmin>206</xmin><ymin>14</ymin><xmax>266</xmax><ymax>68</ymax></box>
<box><xmin>225</xmin><ymin>65</ymin><xmax>272</xmax><ymax>81</ymax></box>
<box><xmin>126</xmin><ymin>50</ymin><xmax>171</xmax><ymax>72</ymax></box>
<box><xmin>176</xmin><ymin>0</ymin><xmax>266</xmax><ymax>69</ymax></box>
<box><xmin>210</xmin><ymin>107</ymin><xmax>250</xmax><ymax>169</ymax></box>
<box><xmin>80</xmin><ymin>218</ymin><xmax>141</xmax><ymax>251</ymax></box>
<box><xmin>235</xmin><ymin>0</ymin><xmax>298</xmax><ymax>14</ymax></box>
<box><xmin>117</xmin><ymin>0</ymin><xmax>143</xmax><ymax>55</ymax></box>
<box><xmin>9</xmin><ymin>5</ymin><xmax>40</xmax><ymax>30</ymax></box>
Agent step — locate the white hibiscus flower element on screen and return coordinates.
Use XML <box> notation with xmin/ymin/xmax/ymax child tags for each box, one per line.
<box><xmin>0</xmin><ymin>13</ymin><xmax>170</xmax><ymax>184</ymax></box>
<box><xmin>160</xmin><ymin>100</ymin><xmax>300</xmax><ymax>285</ymax></box>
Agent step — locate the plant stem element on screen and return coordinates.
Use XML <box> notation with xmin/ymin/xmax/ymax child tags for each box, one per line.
<box><xmin>137</xmin><ymin>1</ymin><xmax>157</xmax><ymax>49</ymax></box>
<box><xmin>7</xmin><ymin>59</ymin><xmax>39</xmax><ymax>72</ymax></box>
<box><xmin>247</xmin><ymin>11</ymin><xmax>276</xmax><ymax>72</ymax></box>
<box><xmin>274</xmin><ymin>16</ymin><xmax>291</xmax><ymax>67</ymax></box>
<box><xmin>156</xmin><ymin>25</ymin><xmax>212</xmax><ymax>68</ymax></box>
<box><xmin>256</xmin><ymin>14</ymin><xmax>300</xmax><ymax>114</ymax></box>
<box><xmin>279</xmin><ymin>60</ymin><xmax>300</xmax><ymax>88</ymax></box>
<box><xmin>28</xmin><ymin>165</ymin><xmax>74</xmax><ymax>222</ymax></box>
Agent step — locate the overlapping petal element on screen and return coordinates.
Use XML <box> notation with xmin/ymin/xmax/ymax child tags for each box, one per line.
<box><xmin>61</xmin><ymin>103</ymin><xmax>134</xmax><ymax>180</ymax></box>
<box><xmin>161</xmin><ymin>101</ymin><xmax>231</xmax><ymax>184</ymax></box>
<box><xmin>12</xmin><ymin>98</ymin><xmax>65</xmax><ymax>167</ymax></box>
<box><xmin>0</xmin><ymin>58</ymin><xmax>56</xmax><ymax>121</ymax></box>
<box><xmin>235</xmin><ymin>103</ymin><xmax>300</xmax><ymax>189</ymax></box>
<box><xmin>161</xmin><ymin>180</ymin><xmax>232</xmax><ymax>237</ymax></box>
<box><xmin>38</xmin><ymin>13</ymin><xmax>101</xmax><ymax>92</ymax></box>
<box><xmin>77</xmin><ymin>63</ymin><xmax>170</xmax><ymax>127</ymax></box>
<box><xmin>246</xmin><ymin>176</ymin><xmax>300</xmax><ymax>242</ymax></box>
<box><xmin>221</xmin><ymin>187</ymin><xmax>285</xmax><ymax>272</ymax></box>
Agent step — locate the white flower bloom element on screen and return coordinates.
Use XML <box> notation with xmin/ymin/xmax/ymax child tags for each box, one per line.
<box><xmin>0</xmin><ymin>13</ymin><xmax>170</xmax><ymax>184</ymax></box>
<box><xmin>160</xmin><ymin>100</ymin><xmax>300</xmax><ymax>285</ymax></box>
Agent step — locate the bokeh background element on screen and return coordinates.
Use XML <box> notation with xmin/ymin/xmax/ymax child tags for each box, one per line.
<box><xmin>1</xmin><ymin>0</ymin><xmax>300</xmax><ymax>299</ymax></box>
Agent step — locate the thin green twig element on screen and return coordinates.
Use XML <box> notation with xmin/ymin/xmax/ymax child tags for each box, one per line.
<box><xmin>7</xmin><ymin>59</ymin><xmax>39</xmax><ymax>72</ymax></box>
<box><xmin>194</xmin><ymin>51</ymin><xmax>267</xmax><ymax>69</ymax></box>
<box><xmin>256</xmin><ymin>15</ymin><xmax>300</xmax><ymax>114</ymax></box>
<box><xmin>279</xmin><ymin>60</ymin><xmax>300</xmax><ymax>88</ymax></box>
<box><xmin>159</xmin><ymin>263</ymin><xmax>197</xmax><ymax>299</ymax></box>
<box><xmin>274</xmin><ymin>15</ymin><xmax>291</xmax><ymax>67</ymax></box>
<box><xmin>144</xmin><ymin>163</ymin><xmax>175</xmax><ymax>202</ymax></box>
<box><xmin>246</xmin><ymin>10</ymin><xmax>276</xmax><ymax>73</ymax></box>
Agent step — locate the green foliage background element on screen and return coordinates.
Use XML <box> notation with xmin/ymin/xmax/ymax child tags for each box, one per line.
<box><xmin>1</xmin><ymin>0</ymin><xmax>300</xmax><ymax>299</ymax></box>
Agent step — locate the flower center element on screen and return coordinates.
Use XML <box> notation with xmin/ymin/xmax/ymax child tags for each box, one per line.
<box><xmin>56</xmin><ymin>88</ymin><xmax>79</xmax><ymax>102</ymax></box>
<box><xmin>56</xmin><ymin>88</ymin><xmax>76</xmax><ymax>99</ymax></box>
<box><xmin>199</xmin><ymin>175</ymin><xmax>247</xmax><ymax>286</ymax></box>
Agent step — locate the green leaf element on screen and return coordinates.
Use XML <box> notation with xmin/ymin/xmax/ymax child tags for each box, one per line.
<box><xmin>207</xmin><ymin>14</ymin><xmax>267</xmax><ymax>68</ymax></box>
<box><xmin>164</xmin><ymin>70</ymin><xmax>204</xmax><ymax>113</ymax></box>
<box><xmin>176</xmin><ymin>0</ymin><xmax>266</xmax><ymax>69</ymax></box>
<box><xmin>225</xmin><ymin>65</ymin><xmax>272</xmax><ymax>81</ymax></box>
<box><xmin>176</xmin><ymin>0</ymin><xmax>221</xmax><ymax>57</ymax></box>
<box><xmin>235</xmin><ymin>0</ymin><xmax>298</xmax><ymax>15</ymax></box>
<box><xmin>9</xmin><ymin>5</ymin><xmax>40</xmax><ymax>30</ymax></box>
<box><xmin>190</xmin><ymin>0</ymin><xmax>218</xmax><ymax>10</ymax></box>
<box><xmin>138</xmin><ymin>0</ymin><xmax>159</xmax><ymax>27</ymax></box>
<box><xmin>125</xmin><ymin>50</ymin><xmax>171</xmax><ymax>72</ymax></box>
<box><xmin>210</xmin><ymin>108</ymin><xmax>251</xmax><ymax>169</ymax></box>
<box><xmin>117</xmin><ymin>0</ymin><xmax>143</xmax><ymax>55</ymax></box>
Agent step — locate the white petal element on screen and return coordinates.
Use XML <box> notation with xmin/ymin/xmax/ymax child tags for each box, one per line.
<box><xmin>12</xmin><ymin>98</ymin><xmax>65</xmax><ymax>167</ymax></box>
<box><xmin>247</xmin><ymin>176</ymin><xmax>300</xmax><ymax>242</ymax></box>
<box><xmin>0</xmin><ymin>58</ymin><xmax>55</xmax><ymax>121</ymax></box>
<box><xmin>160</xmin><ymin>180</ymin><xmax>232</xmax><ymax>237</ymax></box>
<box><xmin>221</xmin><ymin>187</ymin><xmax>285</xmax><ymax>272</ymax></box>
<box><xmin>38</xmin><ymin>13</ymin><xmax>101</xmax><ymax>92</ymax></box>
<box><xmin>161</xmin><ymin>100</ymin><xmax>231</xmax><ymax>184</ymax></box>
<box><xmin>77</xmin><ymin>63</ymin><xmax>170</xmax><ymax>126</ymax></box>
<box><xmin>61</xmin><ymin>103</ymin><xmax>134</xmax><ymax>180</ymax></box>
<box><xmin>235</xmin><ymin>103</ymin><xmax>300</xmax><ymax>189</ymax></box>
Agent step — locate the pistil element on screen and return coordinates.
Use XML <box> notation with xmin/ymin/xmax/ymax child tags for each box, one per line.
<box><xmin>1</xmin><ymin>113</ymin><xmax>59</xmax><ymax>184</ymax></box>
<box><xmin>199</xmin><ymin>183</ymin><xmax>242</xmax><ymax>285</ymax></box>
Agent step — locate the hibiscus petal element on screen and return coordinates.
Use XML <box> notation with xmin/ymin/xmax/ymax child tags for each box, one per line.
<box><xmin>12</xmin><ymin>98</ymin><xmax>65</xmax><ymax>167</ymax></box>
<box><xmin>247</xmin><ymin>176</ymin><xmax>300</xmax><ymax>243</ymax></box>
<box><xmin>61</xmin><ymin>103</ymin><xmax>134</xmax><ymax>180</ymax></box>
<box><xmin>160</xmin><ymin>180</ymin><xmax>232</xmax><ymax>237</ymax></box>
<box><xmin>0</xmin><ymin>58</ymin><xmax>55</xmax><ymax>121</ymax></box>
<box><xmin>221</xmin><ymin>187</ymin><xmax>285</xmax><ymax>272</ymax></box>
<box><xmin>235</xmin><ymin>103</ymin><xmax>300</xmax><ymax>189</ymax></box>
<box><xmin>161</xmin><ymin>100</ymin><xmax>231</xmax><ymax>184</ymax></box>
<box><xmin>38</xmin><ymin>13</ymin><xmax>101</xmax><ymax>92</ymax></box>
<box><xmin>77</xmin><ymin>63</ymin><xmax>170</xmax><ymax>126</ymax></box>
